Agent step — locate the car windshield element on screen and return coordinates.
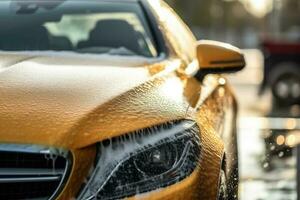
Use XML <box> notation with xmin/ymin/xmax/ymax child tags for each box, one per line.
<box><xmin>0</xmin><ymin>0</ymin><xmax>158</xmax><ymax>57</ymax></box>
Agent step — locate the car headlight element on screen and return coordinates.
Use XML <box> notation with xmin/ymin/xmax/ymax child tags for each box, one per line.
<box><xmin>78</xmin><ymin>120</ymin><xmax>201</xmax><ymax>200</ymax></box>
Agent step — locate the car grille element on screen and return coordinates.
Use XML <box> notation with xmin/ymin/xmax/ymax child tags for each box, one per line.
<box><xmin>0</xmin><ymin>144</ymin><xmax>72</xmax><ymax>200</ymax></box>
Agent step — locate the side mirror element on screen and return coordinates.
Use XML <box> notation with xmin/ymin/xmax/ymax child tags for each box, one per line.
<box><xmin>196</xmin><ymin>40</ymin><xmax>245</xmax><ymax>78</ymax></box>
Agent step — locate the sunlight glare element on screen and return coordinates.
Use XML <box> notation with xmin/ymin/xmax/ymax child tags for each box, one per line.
<box><xmin>242</xmin><ymin>0</ymin><xmax>273</xmax><ymax>18</ymax></box>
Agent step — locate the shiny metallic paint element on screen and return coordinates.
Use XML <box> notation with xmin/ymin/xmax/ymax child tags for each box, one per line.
<box><xmin>0</xmin><ymin>1</ymin><xmax>240</xmax><ymax>199</ymax></box>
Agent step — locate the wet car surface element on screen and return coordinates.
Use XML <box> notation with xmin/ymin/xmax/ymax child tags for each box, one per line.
<box><xmin>0</xmin><ymin>0</ymin><xmax>245</xmax><ymax>199</ymax></box>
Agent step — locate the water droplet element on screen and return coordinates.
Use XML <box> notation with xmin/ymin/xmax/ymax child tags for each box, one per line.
<box><xmin>270</xmin><ymin>145</ymin><xmax>276</xmax><ymax>151</ymax></box>
<box><xmin>263</xmin><ymin>162</ymin><xmax>269</xmax><ymax>169</ymax></box>
<box><xmin>278</xmin><ymin>151</ymin><xmax>284</xmax><ymax>158</ymax></box>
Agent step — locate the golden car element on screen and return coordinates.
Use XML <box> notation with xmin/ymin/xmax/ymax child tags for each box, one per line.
<box><xmin>0</xmin><ymin>0</ymin><xmax>245</xmax><ymax>199</ymax></box>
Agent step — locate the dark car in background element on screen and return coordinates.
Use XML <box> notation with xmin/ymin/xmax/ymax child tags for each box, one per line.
<box><xmin>261</xmin><ymin>40</ymin><xmax>300</xmax><ymax>107</ymax></box>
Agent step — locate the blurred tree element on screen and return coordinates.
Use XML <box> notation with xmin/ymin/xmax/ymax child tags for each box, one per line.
<box><xmin>166</xmin><ymin>0</ymin><xmax>258</xmax><ymax>28</ymax></box>
<box><xmin>166</xmin><ymin>0</ymin><xmax>214</xmax><ymax>27</ymax></box>
<box><xmin>281</xmin><ymin>0</ymin><xmax>300</xmax><ymax>31</ymax></box>
<box><xmin>165</xmin><ymin>0</ymin><xmax>260</xmax><ymax>47</ymax></box>
<box><xmin>265</xmin><ymin>0</ymin><xmax>300</xmax><ymax>39</ymax></box>
<box><xmin>166</xmin><ymin>0</ymin><xmax>300</xmax><ymax>45</ymax></box>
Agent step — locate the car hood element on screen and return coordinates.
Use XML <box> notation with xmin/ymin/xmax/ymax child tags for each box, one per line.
<box><xmin>0</xmin><ymin>52</ymin><xmax>188</xmax><ymax>149</ymax></box>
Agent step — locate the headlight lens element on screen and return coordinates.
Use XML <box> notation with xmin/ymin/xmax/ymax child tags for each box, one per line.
<box><xmin>78</xmin><ymin>120</ymin><xmax>201</xmax><ymax>200</ymax></box>
<box><xmin>134</xmin><ymin>143</ymin><xmax>178</xmax><ymax>176</ymax></box>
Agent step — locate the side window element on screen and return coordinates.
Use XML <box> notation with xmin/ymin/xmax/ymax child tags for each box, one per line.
<box><xmin>158</xmin><ymin>1</ymin><xmax>197</xmax><ymax>62</ymax></box>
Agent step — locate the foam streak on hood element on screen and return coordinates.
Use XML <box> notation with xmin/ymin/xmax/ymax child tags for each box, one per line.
<box><xmin>0</xmin><ymin>53</ymin><xmax>150</xmax><ymax>147</ymax></box>
<box><xmin>0</xmin><ymin>52</ymin><xmax>187</xmax><ymax>149</ymax></box>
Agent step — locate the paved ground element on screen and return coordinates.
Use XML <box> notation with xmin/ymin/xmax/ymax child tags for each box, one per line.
<box><xmin>227</xmin><ymin>50</ymin><xmax>299</xmax><ymax>200</ymax></box>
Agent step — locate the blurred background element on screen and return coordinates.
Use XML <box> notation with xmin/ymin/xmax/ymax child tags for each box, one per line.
<box><xmin>166</xmin><ymin>0</ymin><xmax>300</xmax><ymax>48</ymax></box>
<box><xmin>166</xmin><ymin>0</ymin><xmax>300</xmax><ymax>199</ymax></box>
